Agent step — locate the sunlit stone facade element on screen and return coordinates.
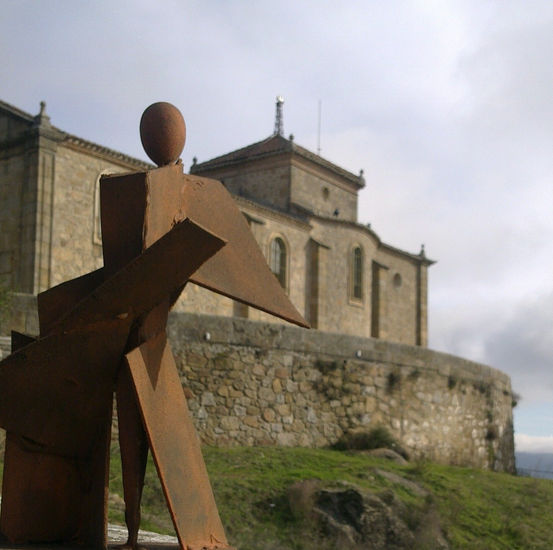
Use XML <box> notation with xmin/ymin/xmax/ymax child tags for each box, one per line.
<box><xmin>0</xmin><ymin>99</ymin><xmax>433</xmax><ymax>345</ymax></box>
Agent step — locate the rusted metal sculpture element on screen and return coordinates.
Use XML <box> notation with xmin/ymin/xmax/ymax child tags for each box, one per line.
<box><xmin>0</xmin><ymin>102</ymin><xmax>308</xmax><ymax>550</ymax></box>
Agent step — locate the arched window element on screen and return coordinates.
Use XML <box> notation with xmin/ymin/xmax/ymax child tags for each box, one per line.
<box><xmin>270</xmin><ymin>237</ymin><xmax>287</xmax><ymax>289</ymax></box>
<box><xmin>351</xmin><ymin>245</ymin><xmax>363</xmax><ymax>300</ymax></box>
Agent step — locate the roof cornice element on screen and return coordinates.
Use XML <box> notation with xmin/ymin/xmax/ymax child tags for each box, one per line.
<box><xmin>62</xmin><ymin>134</ymin><xmax>152</xmax><ymax>170</ymax></box>
<box><xmin>191</xmin><ymin>134</ymin><xmax>365</xmax><ymax>189</ymax></box>
<box><xmin>299</xmin><ymin>206</ymin><xmax>436</xmax><ymax>266</ymax></box>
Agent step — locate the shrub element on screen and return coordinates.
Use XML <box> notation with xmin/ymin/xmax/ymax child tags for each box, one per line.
<box><xmin>387</xmin><ymin>371</ymin><xmax>400</xmax><ymax>392</ymax></box>
<box><xmin>314</xmin><ymin>359</ymin><xmax>339</xmax><ymax>374</ymax></box>
<box><xmin>486</xmin><ymin>426</ymin><xmax>498</xmax><ymax>441</ymax></box>
<box><xmin>332</xmin><ymin>426</ymin><xmax>409</xmax><ymax>459</ymax></box>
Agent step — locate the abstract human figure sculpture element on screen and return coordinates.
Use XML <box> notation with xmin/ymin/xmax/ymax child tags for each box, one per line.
<box><xmin>0</xmin><ymin>103</ymin><xmax>307</xmax><ymax>549</ymax></box>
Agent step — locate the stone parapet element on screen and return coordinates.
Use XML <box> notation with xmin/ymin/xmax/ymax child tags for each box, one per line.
<box><xmin>168</xmin><ymin>313</ymin><xmax>515</xmax><ymax>472</ymax></box>
<box><xmin>0</xmin><ymin>311</ymin><xmax>516</xmax><ymax>472</ymax></box>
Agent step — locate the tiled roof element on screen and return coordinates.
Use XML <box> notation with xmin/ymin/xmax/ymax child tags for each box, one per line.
<box><xmin>191</xmin><ymin>134</ymin><xmax>365</xmax><ymax>189</ymax></box>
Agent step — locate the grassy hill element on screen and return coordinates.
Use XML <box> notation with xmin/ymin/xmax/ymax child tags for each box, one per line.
<box><xmin>108</xmin><ymin>446</ymin><xmax>553</xmax><ymax>550</ymax></box>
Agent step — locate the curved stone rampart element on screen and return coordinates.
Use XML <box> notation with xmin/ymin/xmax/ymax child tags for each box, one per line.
<box><xmin>168</xmin><ymin>313</ymin><xmax>515</xmax><ymax>472</ymax></box>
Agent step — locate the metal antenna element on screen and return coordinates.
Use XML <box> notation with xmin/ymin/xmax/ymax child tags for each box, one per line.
<box><xmin>317</xmin><ymin>99</ymin><xmax>322</xmax><ymax>155</ymax></box>
<box><xmin>274</xmin><ymin>96</ymin><xmax>284</xmax><ymax>136</ymax></box>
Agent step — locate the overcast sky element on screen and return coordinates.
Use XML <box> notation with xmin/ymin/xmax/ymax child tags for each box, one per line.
<box><xmin>2</xmin><ymin>0</ymin><xmax>552</xmax><ymax>452</ymax></box>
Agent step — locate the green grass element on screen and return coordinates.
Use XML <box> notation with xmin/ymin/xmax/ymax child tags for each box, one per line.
<box><xmin>407</xmin><ymin>461</ymin><xmax>553</xmax><ymax>549</ymax></box>
<box><xmin>106</xmin><ymin>446</ymin><xmax>553</xmax><ymax>549</ymax></box>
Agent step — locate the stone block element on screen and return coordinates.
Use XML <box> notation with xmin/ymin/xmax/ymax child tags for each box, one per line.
<box><xmin>260</xmin><ymin>387</ymin><xmax>276</xmax><ymax>403</ymax></box>
<box><xmin>277</xmin><ymin>432</ymin><xmax>297</xmax><ymax>446</ymax></box>
<box><xmin>262</xmin><ymin>408</ymin><xmax>276</xmax><ymax>422</ymax></box>
<box><xmin>243</xmin><ymin>416</ymin><xmax>259</xmax><ymax>428</ymax></box>
<box><xmin>220</xmin><ymin>416</ymin><xmax>240</xmax><ymax>430</ymax></box>
<box><xmin>275</xmin><ymin>367</ymin><xmax>289</xmax><ymax>379</ymax></box>
<box><xmin>201</xmin><ymin>392</ymin><xmax>216</xmax><ymax>406</ymax></box>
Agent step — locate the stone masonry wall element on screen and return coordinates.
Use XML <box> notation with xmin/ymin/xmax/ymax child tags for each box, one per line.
<box><xmin>290</xmin><ymin>162</ymin><xmax>358</xmax><ymax>222</ymax></box>
<box><xmin>168</xmin><ymin>313</ymin><xmax>515</xmax><ymax>473</ymax></box>
<box><xmin>0</xmin><ymin>308</ymin><xmax>515</xmax><ymax>472</ymax></box>
<box><xmin>200</xmin><ymin>159</ymin><xmax>291</xmax><ymax>211</ymax></box>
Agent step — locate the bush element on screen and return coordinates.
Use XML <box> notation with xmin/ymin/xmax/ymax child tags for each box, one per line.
<box><xmin>332</xmin><ymin>426</ymin><xmax>409</xmax><ymax>459</ymax></box>
<box><xmin>387</xmin><ymin>371</ymin><xmax>400</xmax><ymax>391</ymax></box>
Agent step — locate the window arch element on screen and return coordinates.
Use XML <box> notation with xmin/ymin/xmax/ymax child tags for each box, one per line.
<box><xmin>350</xmin><ymin>245</ymin><xmax>364</xmax><ymax>301</ymax></box>
<box><xmin>269</xmin><ymin>236</ymin><xmax>287</xmax><ymax>289</ymax></box>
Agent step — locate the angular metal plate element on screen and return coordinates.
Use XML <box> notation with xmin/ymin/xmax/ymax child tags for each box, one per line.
<box><xmin>48</xmin><ymin>218</ymin><xmax>226</xmax><ymax>334</ymax></box>
<box><xmin>37</xmin><ymin>268</ymin><xmax>105</xmax><ymax>337</ymax></box>
<box><xmin>178</xmin><ymin>174</ymin><xmax>309</xmax><ymax>328</ymax></box>
<box><xmin>133</xmin><ymin>165</ymin><xmax>308</xmax><ymax>328</ymax></box>
<box><xmin>0</xmin><ymin>318</ymin><xmax>129</xmax><ymax>458</ymax></box>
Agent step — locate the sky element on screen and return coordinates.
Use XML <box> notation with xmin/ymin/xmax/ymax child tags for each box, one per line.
<box><xmin>2</xmin><ymin>0</ymin><xmax>552</xmax><ymax>453</ymax></box>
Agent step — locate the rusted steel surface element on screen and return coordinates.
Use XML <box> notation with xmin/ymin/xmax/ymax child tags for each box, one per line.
<box><xmin>48</xmin><ymin>219</ymin><xmax>225</xmax><ymax>334</ymax></box>
<box><xmin>126</xmin><ymin>333</ymin><xmax>231</xmax><ymax>550</ymax></box>
<box><xmin>0</xmin><ymin>102</ymin><xmax>305</xmax><ymax>550</ymax></box>
<box><xmin>117</xmin><ymin>299</ymin><xmax>173</xmax><ymax>549</ymax></box>
<box><xmin>182</xmin><ymin>174</ymin><xmax>309</xmax><ymax>328</ymax></box>
<box><xmin>9</xmin><ymin>330</ymin><xmax>36</xmax><ymax>350</ymax></box>
<box><xmin>0</xmin><ymin>409</ymin><xmax>112</xmax><ymax>547</ymax></box>
<box><xmin>117</xmin><ymin>362</ymin><xmax>149</xmax><ymax>550</ymax></box>
<box><xmin>37</xmin><ymin>268</ymin><xmax>105</xmax><ymax>336</ymax></box>
<box><xmin>101</xmin><ymin>163</ymin><xmax>309</xmax><ymax>328</ymax></box>
<box><xmin>140</xmin><ymin>102</ymin><xmax>186</xmax><ymax>166</ymax></box>
<box><xmin>0</xmin><ymin>321</ymin><xmax>122</xmax><ymax>546</ymax></box>
<box><xmin>0</xmin><ymin>320</ymin><xmax>128</xmax><ymax>457</ymax></box>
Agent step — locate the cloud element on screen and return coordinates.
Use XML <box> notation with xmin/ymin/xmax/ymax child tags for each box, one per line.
<box><xmin>2</xmin><ymin>1</ymin><xmax>553</xmax><ymax>437</ymax></box>
<box><xmin>516</xmin><ymin>434</ymin><xmax>553</xmax><ymax>454</ymax></box>
<box><xmin>483</xmin><ymin>293</ymin><xmax>553</xmax><ymax>402</ymax></box>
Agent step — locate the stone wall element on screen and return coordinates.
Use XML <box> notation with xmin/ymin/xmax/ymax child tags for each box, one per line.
<box><xmin>0</xmin><ymin>309</ymin><xmax>516</xmax><ymax>472</ymax></box>
<box><xmin>168</xmin><ymin>313</ymin><xmax>515</xmax><ymax>473</ymax></box>
<box><xmin>1</xmin><ymin>99</ymin><xmax>430</xmax><ymax>347</ymax></box>
<box><xmin>177</xmin><ymin>196</ymin><xmax>427</xmax><ymax>346</ymax></box>
<box><xmin>199</xmin><ymin>158</ymin><xmax>291</xmax><ymax>211</ymax></box>
<box><xmin>290</xmin><ymin>161</ymin><xmax>358</xmax><ymax>221</ymax></box>
<box><xmin>4</xmin><ymin>292</ymin><xmax>38</xmax><ymax>335</ymax></box>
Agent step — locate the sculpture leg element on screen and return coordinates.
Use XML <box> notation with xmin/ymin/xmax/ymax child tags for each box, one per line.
<box><xmin>117</xmin><ymin>364</ymin><xmax>149</xmax><ymax>549</ymax></box>
<box><xmin>117</xmin><ymin>299</ymin><xmax>171</xmax><ymax>548</ymax></box>
<box><xmin>125</xmin><ymin>332</ymin><xmax>232</xmax><ymax>550</ymax></box>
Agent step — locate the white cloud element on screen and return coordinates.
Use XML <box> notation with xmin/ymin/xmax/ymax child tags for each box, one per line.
<box><xmin>2</xmin><ymin>0</ymin><xmax>553</xmax><ymax>438</ymax></box>
<box><xmin>516</xmin><ymin>434</ymin><xmax>553</xmax><ymax>454</ymax></box>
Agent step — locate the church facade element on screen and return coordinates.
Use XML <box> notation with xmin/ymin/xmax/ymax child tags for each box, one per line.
<box><xmin>0</xmin><ymin>99</ymin><xmax>433</xmax><ymax>345</ymax></box>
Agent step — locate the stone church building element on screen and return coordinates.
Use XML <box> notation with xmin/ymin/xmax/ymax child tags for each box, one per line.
<box><xmin>0</xmin><ymin>99</ymin><xmax>519</xmax><ymax>473</ymax></box>
<box><xmin>0</xmin><ymin>98</ymin><xmax>433</xmax><ymax>345</ymax></box>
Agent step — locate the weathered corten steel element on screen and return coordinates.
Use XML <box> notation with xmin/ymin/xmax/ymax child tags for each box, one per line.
<box><xmin>0</xmin><ymin>103</ymin><xmax>307</xmax><ymax>550</ymax></box>
<box><xmin>140</xmin><ymin>102</ymin><xmax>186</xmax><ymax>166</ymax></box>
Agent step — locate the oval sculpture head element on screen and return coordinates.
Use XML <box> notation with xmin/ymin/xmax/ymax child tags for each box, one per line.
<box><xmin>140</xmin><ymin>102</ymin><xmax>186</xmax><ymax>166</ymax></box>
